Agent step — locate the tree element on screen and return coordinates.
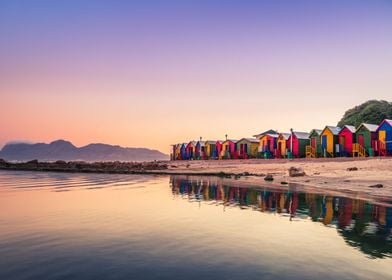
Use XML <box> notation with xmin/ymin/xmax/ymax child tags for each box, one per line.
<box><xmin>337</xmin><ymin>100</ymin><xmax>392</xmax><ymax>128</ymax></box>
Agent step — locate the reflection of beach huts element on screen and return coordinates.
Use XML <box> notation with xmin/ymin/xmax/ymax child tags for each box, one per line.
<box><xmin>354</xmin><ymin>123</ymin><xmax>378</xmax><ymax>157</ymax></box>
<box><xmin>236</xmin><ymin>138</ymin><xmax>259</xmax><ymax>159</ymax></box>
<box><xmin>320</xmin><ymin>126</ymin><xmax>341</xmax><ymax>157</ymax></box>
<box><xmin>204</xmin><ymin>141</ymin><xmax>217</xmax><ymax>159</ymax></box>
<box><xmin>376</xmin><ymin>119</ymin><xmax>392</xmax><ymax>156</ymax></box>
<box><xmin>221</xmin><ymin>139</ymin><xmax>238</xmax><ymax>159</ymax></box>
<box><xmin>277</xmin><ymin>133</ymin><xmax>290</xmax><ymax>158</ymax></box>
<box><xmin>306</xmin><ymin>129</ymin><xmax>322</xmax><ymax>158</ymax></box>
<box><xmin>185</xmin><ymin>141</ymin><xmax>197</xmax><ymax>160</ymax></box>
<box><xmin>338</xmin><ymin>125</ymin><xmax>356</xmax><ymax>156</ymax></box>
<box><xmin>287</xmin><ymin>131</ymin><xmax>310</xmax><ymax>158</ymax></box>
<box><xmin>258</xmin><ymin>133</ymin><xmax>279</xmax><ymax>158</ymax></box>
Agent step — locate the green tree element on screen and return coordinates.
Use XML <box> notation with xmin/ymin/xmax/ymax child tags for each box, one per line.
<box><xmin>337</xmin><ymin>100</ymin><xmax>392</xmax><ymax>128</ymax></box>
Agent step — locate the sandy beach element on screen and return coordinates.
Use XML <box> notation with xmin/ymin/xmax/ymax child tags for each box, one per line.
<box><xmin>167</xmin><ymin>158</ymin><xmax>392</xmax><ymax>200</ymax></box>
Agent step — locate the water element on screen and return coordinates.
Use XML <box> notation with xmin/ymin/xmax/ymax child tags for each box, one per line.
<box><xmin>0</xmin><ymin>171</ymin><xmax>391</xmax><ymax>280</ymax></box>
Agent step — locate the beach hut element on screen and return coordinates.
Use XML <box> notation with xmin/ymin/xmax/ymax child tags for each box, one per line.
<box><xmin>180</xmin><ymin>143</ymin><xmax>187</xmax><ymax>160</ymax></box>
<box><xmin>214</xmin><ymin>141</ymin><xmax>223</xmax><ymax>159</ymax></box>
<box><xmin>277</xmin><ymin>133</ymin><xmax>290</xmax><ymax>158</ymax></box>
<box><xmin>320</xmin><ymin>126</ymin><xmax>341</xmax><ymax>157</ymax></box>
<box><xmin>287</xmin><ymin>131</ymin><xmax>310</xmax><ymax>158</ymax></box>
<box><xmin>306</xmin><ymin>129</ymin><xmax>322</xmax><ymax>158</ymax></box>
<box><xmin>221</xmin><ymin>139</ymin><xmax>238</xmax><ymax>159</ymax></box>
<box><xmin>204</xmin><ymin>141</ymin><xmax>217</xmax><ymax>159</ymax></box>
<box><xmin>185</xmin><ymin>141</ymin><xmax>197</xmax><ymax>160</ymax></box>
<box><xmin>195</xmin><ymin>140</ymin><xmax>206</xmax><ymax>160</ymax></box>
<box><xmin>354</xmin><ymin>123</ymin><xmax>378</xmax><ymax>157</ymax></box>
<box><xmin>236</xmin><ymin>138</ymin><xmax>259</xmax><ymax>159</ymax></box>
<box><xmin>376</xmin><ymin>119</ymin><xmax>392</xmax><ymax>156</ymax></box>
<box><xmin>338</xmin><ymin>125</ymin><xmax>356</xmax><ymax>157</ymax></box>
<box><xmin>258</xmin><ymin>133</ymin><xmax>279</xmax><ymax>159</ymax></box>
<box><xmin>173</xmin><ymin>144</ymin><xmax>182</xmax><ymax>160</ymax></box>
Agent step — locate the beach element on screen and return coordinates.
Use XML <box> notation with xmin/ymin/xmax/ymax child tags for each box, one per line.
<box><xmin>167</xmin><ymin>158</ymin><xmax>392</xmax><ymax>199</ymax></box>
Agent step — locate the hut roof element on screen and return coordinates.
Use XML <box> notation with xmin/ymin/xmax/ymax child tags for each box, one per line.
<box><xmin>379</xmin><ymin>119</ymin><xmax>392</xmax><ymax>128</ymax></box>
<box><xmin>237</xmin><ymin>138</ymin><xmax>259</xmax><ymax>143</ymax></box>
<box><xmin>261</xmin><ymin>133</ymin><xmax>279</xmax><ymax>139</ymax></box>
<box><xmin>357</xmin><ymin>123</ymin><xmax>378</xmax><ymax>133</ymax></box>
<box><xmin>279</xmin><ymin>133</ymin><xmax>291</xmax><ymax>140</ymax></box>
<box><xmin>223</xmin><ymin>139</ymin><xmax>238</xmax><ymax>143</ymax></box>
<box><xmin>204</xmin><ymin>140</ymin><xmax>217</xmax><ymax>145</ymax></box>
<box><xmin>253</xmin><ymin>129</ymin><xmax>278</xmax><ymax>138</ymax></box>
<box><xmin>292</xmin><ymin>131</ymin><xmax>310</xmax><ymax>140</ymax></box>
<box><xmin>323</xmin><ymin>126</ymin><xmax>341</xmax><ymax>135</ymax></box>
<box><xmin>341</xmin><ymin>125</ymin><xmax>356</xmax><ymax>133</ymax></box>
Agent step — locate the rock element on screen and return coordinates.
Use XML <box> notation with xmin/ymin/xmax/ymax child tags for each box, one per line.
<box><xmin>347</xmin><ymin>167</ymin><xmax>358</xmax><ymax>171</ymax></box>
<box><xmin>264</xmin><ymin>174</ymin><xmax>274</xmax><ymax>181</ymax></box>
<box><xmin>280</xmin><ymin>181</ymin><xmax>288</xmax><ymax>185</ymax></box>
<box><xmin>369</xmin><ymin>184</ymin><xmax>383</xmax><ymax>188</ymax></box>
<box><xmin>289</xmin><ymin>167</ymin><xmax>306</xmax><ymax>177</ymax></box>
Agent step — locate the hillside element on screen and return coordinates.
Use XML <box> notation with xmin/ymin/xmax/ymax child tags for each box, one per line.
<box><xmin>337</xmin><ymin>100</ymin><xmax>392</xmax><ymax>127</ymax></box>
<box><xmin>0</xmin><ymin>140</ymin><xmax>168</xmax><ymax>162</ymax></box>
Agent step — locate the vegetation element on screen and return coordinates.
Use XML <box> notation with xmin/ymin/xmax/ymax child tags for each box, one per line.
<box><xmin>338</xmin><ymin>100</ymin><xmax>392</xmax><ymax>127</ymax></box>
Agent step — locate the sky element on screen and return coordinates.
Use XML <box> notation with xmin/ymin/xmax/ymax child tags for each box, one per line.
<box><xmin>1</xmin><ymin>0</ymin><xmax>392</xmax><ymax>153</ymax></box>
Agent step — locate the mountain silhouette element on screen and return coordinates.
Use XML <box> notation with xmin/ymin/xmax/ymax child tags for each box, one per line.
<box><xmin>0</xmin><ymin>140</ymin><xmax>168</xmax><ymax>162</ymax></box>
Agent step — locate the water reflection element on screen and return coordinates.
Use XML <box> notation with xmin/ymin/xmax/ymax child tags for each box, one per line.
<box><xmin>170</xmin><ymin>176</ymin><xmax>392</xmax><ymax>259</ymax></box>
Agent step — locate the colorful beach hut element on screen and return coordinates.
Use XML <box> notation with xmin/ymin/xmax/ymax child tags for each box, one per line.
<box><xmin>277</xmin><ymin>133</ymin><xmax>290</xmax><ymax>158</ymax></box>
<box><xmin>236</xmin><ymin>138</ymin><xmax>259</xmax><ymax>159</ymax></box>
<box><xmin>214</xmin><ymin>141</ymin><xmax>223</xmax><ymax>159</ymax></box>
<box><xmin>376</xmin><ymin>119</ymin><xmax>392</xmax><ymax>156</ymax></box>
<box><xmin>320</xmin><ymin>126</ymin><xmax>341</xmax><ymax>157</ymax></box>
<box><xmin>221</xmin><ymin>140</ymin><xmax>238</xmax><ymax>159</ymax></box>
<box><xmin>307</xmin><ymin>129</ymin><xmax>322</xmax><ymax>158</ymax></box>
<box><xmin>174</xmin><ymin>144</ymin><xmax>183</xmax><ymax>160</ymax></box>
<box><xmin>253</xmin><ymin>129</ymin><xmax>278</xmax><ymax>139</ymax></box>
<box><xmin>258</xmin><ymin>133</ymin><xmax>279</xmax><ymax>158</ymax></box>
<box><xmin>287</xmin><ymin>131</ymin><xmax>310</xmax><ymax>158</ymax></box>
<box><xmin>180</xmin><ymin>143</ymin><xmax>187</xmax><ymax>160</ymax></box>
<box><xmin>195</xmin><ymin>140</ymin><xmax>206</xmax><ymax>160</ymax></box>
<box><xmin>185</xmin><ymin>141</ymin><xmax>197</xmax><ymax>160</ymax></box>
<box><xmin>338</xmin><ymin>125</ymin><xmax>356</xmax><ymax>156</ymax></box>
<box><xmin>204</xmin><ymin>141</ymin><xmax>217</xmax><ymax>159</ymax></box>
<box><xmin>354</xmin><ymin>123</ymin><xmax>378</xmax><ymax>157</ymax></box>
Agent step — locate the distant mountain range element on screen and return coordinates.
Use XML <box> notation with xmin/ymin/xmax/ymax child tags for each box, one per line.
<box><xmin>0</xmin><ymin>140</ymin><xmax>169</xmax><ymax>162</ymax></box>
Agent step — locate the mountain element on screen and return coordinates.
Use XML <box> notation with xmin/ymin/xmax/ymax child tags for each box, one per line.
<box><xmin>0</xmin><ymin>140</ymin><xmax>169</xmax><ymax>162</ymax></box>
<box><xmin>337</xmin><ymin>100</ymin><xmax>392</xmax><ymax>128</ymax></box>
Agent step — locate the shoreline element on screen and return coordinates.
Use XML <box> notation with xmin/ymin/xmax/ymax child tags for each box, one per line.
<box><xmin>1</xmin><ymin>157</ymin><xmax>392</xmax><ymax>199</ymax></box>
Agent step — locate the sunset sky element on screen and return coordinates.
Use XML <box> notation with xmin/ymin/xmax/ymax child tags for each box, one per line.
<box><xmin>1</xmin><ymin>0</ymin><xmax>392</xmax><ymax>153</ymax></box>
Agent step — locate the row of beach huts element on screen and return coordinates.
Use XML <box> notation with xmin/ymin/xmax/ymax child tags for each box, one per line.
<box><xmin>171</xmin><ymin>119</ymin><xmax>392</xmax><ymax>160</ymax></box>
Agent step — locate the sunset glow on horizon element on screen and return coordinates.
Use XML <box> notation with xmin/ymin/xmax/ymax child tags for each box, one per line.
<box><xmin>1</xmin><ymin>0</ymin><xmax>392</xmax><ymax>153</ymax></box>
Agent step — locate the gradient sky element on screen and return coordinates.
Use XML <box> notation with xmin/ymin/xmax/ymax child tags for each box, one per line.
<box><xmin>1</xmin><ymin>0</ymin><xmax>392</xmax><ymax>153</ymax></box>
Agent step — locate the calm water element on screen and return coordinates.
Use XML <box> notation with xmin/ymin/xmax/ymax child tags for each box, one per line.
<box><xmin>0</xmin><ymin>171</ymin><xmax>391</xmax><ymax>280</ymax></box>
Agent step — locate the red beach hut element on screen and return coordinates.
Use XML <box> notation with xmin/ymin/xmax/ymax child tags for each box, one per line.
<box><xmin>338</xmin><ymin>125</ymin><xmax>356</xmax><ymax>156</ymax></box>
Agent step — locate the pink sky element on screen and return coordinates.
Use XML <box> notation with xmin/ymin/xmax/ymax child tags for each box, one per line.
<box><xmin>1</xmin><ymin>0</ymin><xmax>392</xmax><ymax>153</ymax></box>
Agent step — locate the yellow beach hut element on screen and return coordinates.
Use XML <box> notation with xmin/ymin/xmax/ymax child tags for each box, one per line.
<box><xmin>320</xmin><ymin>126</ymin><xmax>341</xmax><ymax>157</ymax></box>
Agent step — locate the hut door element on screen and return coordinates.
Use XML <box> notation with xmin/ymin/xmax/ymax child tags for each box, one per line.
<box><xmin>311</xmin><ymin>138</ymin><xmax>316</xmax><ymax>148</ymax></box>
<box><xmin>358</xmin><ymin>134</ymin><xmax>365</xmax><ymax>147</ymax></box>
<box><xmin>379</xmin><ymin>130</ymin><xmax>386</xmax><ymax>143</ymax></box>
<box><xmin>322</xmin><ymin>135</ymin><xmax>327</xmax><ymax>151</ymax></box>
<box><xmin>340</xmin><ymin>136</ymin><xmax>346</xmax><ymax>152</ymax></box>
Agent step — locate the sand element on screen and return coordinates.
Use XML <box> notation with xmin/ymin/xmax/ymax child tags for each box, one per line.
<box><xmin>166</xmin><ymin>157</ymin><xmax>392</xmax><ymax>200</ymax></box>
